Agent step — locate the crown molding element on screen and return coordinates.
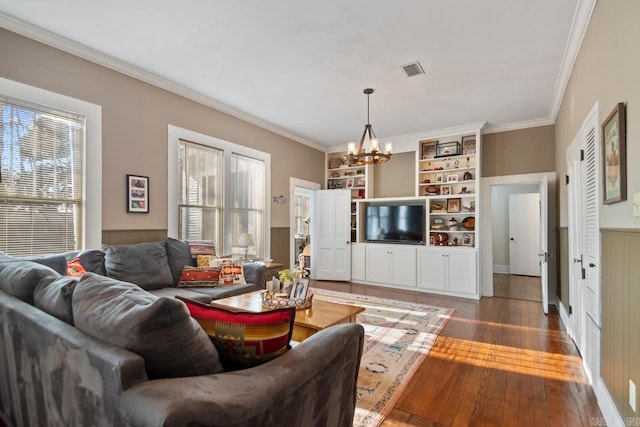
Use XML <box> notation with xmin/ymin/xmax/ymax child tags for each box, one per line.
<box><xmin>483</xmin><ymin>117</ymin><xmax>556</xmax><ymax>134</ymax></box>
<box><xmin>548</xmin><ymin>0</ymin><xmax>597</xmax><ymax>122</ymax></box>
<box><xmin>0</xmin><ymin>12</ymin><xmax>327</xmax><ymax>152</ymax></box>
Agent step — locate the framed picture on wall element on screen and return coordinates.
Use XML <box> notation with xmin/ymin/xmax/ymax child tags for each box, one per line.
<box><xmin>127</xmin><ymin>174</ymin><xmax>149</xmax><ymax>213</ymax></box>
<box><xmin>601</xmin><ymin>102</ymin><xmax>627</xmax><ymax>204</ymax></box>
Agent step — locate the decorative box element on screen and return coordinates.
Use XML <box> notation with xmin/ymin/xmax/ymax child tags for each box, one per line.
<box><xmin>435</xmin><ymin>141</ymin><xmax>460</xmax><ymax>157</ymax></box>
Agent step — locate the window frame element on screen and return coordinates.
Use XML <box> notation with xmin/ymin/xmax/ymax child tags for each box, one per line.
<box><xmin>167</xmin><ymin>125</ymin><xmax>271</xmax><ymax>259</ymax></box>
<box><xmin>0</xmin><ymin>77</ymin><xmax>102</xmax><ymax>251</ymax></box>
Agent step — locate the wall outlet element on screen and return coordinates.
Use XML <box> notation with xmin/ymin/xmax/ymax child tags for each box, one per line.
<box><xmin>631</xmin><ymin>379</ymin><xmax>637</xmax><ymax>412</ymax></box>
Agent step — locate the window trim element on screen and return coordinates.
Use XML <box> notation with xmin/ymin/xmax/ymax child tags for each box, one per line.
<box><xmin>0</xmin><ymin>77</ymin><xmax>102</xmax><ymax>250</ymax></box>
<box><xmin>167</xmin><ymin>125</ymin><xmax>271</xmax><ymax>258</ymax></box>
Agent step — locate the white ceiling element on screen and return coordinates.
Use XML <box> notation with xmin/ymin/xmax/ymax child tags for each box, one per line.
<box><xmin>0</xmin><ymin>0</ymin><xmax>586</xmax><ymax>151</ymax></box>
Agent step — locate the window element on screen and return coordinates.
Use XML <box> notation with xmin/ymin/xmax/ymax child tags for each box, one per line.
<box><xmin>0</xmin><ymin>96</ymin><xmax>84</xmax><ymax>256</ymax></box>
<box><xmin>169</xmin><ymin>126</ymin><xmax>270</xmax><ymax>259</ymax></box>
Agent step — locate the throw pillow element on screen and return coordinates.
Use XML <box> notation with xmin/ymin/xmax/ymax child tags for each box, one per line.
<box><xmin>196</xmin><ymin>254</ymin><xmax>217</xmax><ymax>268</ymax></box>
<box><xmin>76</xmin><ymin>250</ymin><xmax>106</xmax><ymax>276</ymax></box>
<box><xmin>73</xmin><ymin>273</ymin><xmax>223</xmax><ymax>379</ymax></box>
<box><xmin>34</xmin><ymin>275</ymin><xmax>79</xmax><ymax>324</ymax></box>
<box><xmin>165</xmin><ymin>237</ymin><xmax>193</xmax><ymax>286</ymax></box>
<box><xmin>186</xmin><ymin>240</ymin><xmax>216</xmax><ymax>265</ymax></box>
<box><xmin>177</xmin><ymin>296</ymin><xmax>295</xmax><ymax>371</ymax></box>
<box><xmin>218</xmin><ymin>259</ymin><xmax>247</xmax><ymax>286</ymax></box>
<box><xmin>178</xmin><ymin>266</ymin><xmax>222</xmax><ymax>288</ymax></box>
<box><xmin>67</xmin><ymin>257</ymin><xmax>86</xmax><ymax>276</ymax></box>
<box><xmin>103</xmin><ymin>241</ymin><xmax>174</xmax><ymax>290</ymax></box>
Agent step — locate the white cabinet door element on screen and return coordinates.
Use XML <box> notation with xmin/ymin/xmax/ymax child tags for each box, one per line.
<box><xmin>365</xmin><ymin>245</ymin><xmax>391</xmax><ymax>284</ymax></box>
<box><xmin>448</xmin><ymin>250</ymin><xmax>477</xmax><ymax>294</ymax></box>
<box><xmin>417</xmin><ymin>249</ymin><xmax>447</xmax><ymax>290</ymax></box>
<box><xmin>351</xmin><ymin>243</ymin><xmax>366</xmax><ymax>281</ymax></box>
<box><xmin>390</xmin><ymin>246</ymin><xmax>417</xmax><ymax>287</ymax></box>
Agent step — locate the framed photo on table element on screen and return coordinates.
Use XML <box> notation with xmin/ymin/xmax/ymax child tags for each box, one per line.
<box><xmin>602</xmin><ymin>102</ymin><xmax>627</xmax><ymax>204</ymax></box>
<box><xmin>127</xmin><ymin>174</ymin><xmax>149</xmax><ymax>213</ymax></box>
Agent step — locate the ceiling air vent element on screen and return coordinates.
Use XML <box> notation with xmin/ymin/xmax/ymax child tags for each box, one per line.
<box><xmin>400</xmin><ymin>61</ymin><xmax>425</xmax><ymax>77</ymax></box>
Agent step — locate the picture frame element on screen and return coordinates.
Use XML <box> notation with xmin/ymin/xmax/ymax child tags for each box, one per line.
<box><xmin>462</xmin><ymin>135</ymin><xmax>477</xmax><ymax>155</ymax></box>
<box><xmin>290</xmin><ymin>278</ymin><xmax>309</xmax><ymax>300</ymax></box>
<box><xmin>441</xmin><ymin>185</ymin><xmax>451</xmax><ymax>196</ymax></box>
<box><xmin>421</xmin><ymin>140</ymin><xmax>437</xmax><ymax>160</ymax></box>
<box><xmin>461</xmin><ymin>233</ymin><xmax>474</xmax><ymax>247</ymax></box>
<box><xmin>446</xmin><ymin>174</ymin><xmax>458</xmax><ymax>183</ymax></box>
<box><xmin>346</xmin><ymin>178</ymin><xmax>354</xmax><ymax>188</ymax></box>
<box><xmin>126</xmin><ymin>174</ymin><xmax>149</xmax><ymax>213</ymax></box>
<box><xmin>435</xmin><ymin>173</ymin><xmax>444</xmax><ymax>183</ymax></box>
<box><xmin>602</xmin><ymin>102</ymin><xmax>627</xmax><ymax>204</ymax></box>
<box><xmin>447</xmin><ymin>198</ymin><xmax>461</xmax><ymax>213</ymax></box>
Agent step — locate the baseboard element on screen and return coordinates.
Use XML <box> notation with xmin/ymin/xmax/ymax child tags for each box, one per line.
<box><xmin>493</xmin><ymin>265</ymin><xmax>510</xmax><ymax>274</ymax></box>
<box><xmin>558</xmin><ymin>300</ymin><xmax>570</xmax><ymax>331</ymax></box>
<box><xmin>594</xmin><ymin>377</ymin><xmax>625</xmax><ymax>426</ymax></box>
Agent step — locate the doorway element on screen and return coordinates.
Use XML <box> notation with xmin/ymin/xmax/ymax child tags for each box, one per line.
<box><xmin>480</xmin><ymin>172</ymin><xmax>556</xmax><ymax>311</ymax></box>
<box><xmin>289</xmin><ymin>178</ymin><xmax>320</xmax><ymax>274</ymax></box>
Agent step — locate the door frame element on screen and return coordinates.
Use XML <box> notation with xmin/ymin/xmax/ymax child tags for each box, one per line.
<box><xmin>479</xmin><ymin>172</ymin><xmax>557</xmax><ymax>305</ymax></box>
<box><xmin>289</xmin><ymin>178</ymin><xmax>320</xmax><ymax>269</ymax></box>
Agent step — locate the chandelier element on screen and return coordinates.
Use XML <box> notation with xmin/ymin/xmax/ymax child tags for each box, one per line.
<box><xmin>347</xmin><ymin>88</ymin><xmax>392</xmax><ymax>165</ymax></box>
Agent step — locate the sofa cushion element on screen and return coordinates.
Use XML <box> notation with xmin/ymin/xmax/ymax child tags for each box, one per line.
<box><xmin>190</xmin><ymin>283</ymin><xmax>259</xmax><ymax>300</ymax></box>
<box><xmin>177</xmin><ymin>266</ymin><xmax>221</xmax><ymax>288</ymax></box>
<box><xmin>165</xmin><ymin>238</ymin><xmax>193</xmax><ymax>286</ymax></box>
<box><xmin>0</xmin><ymin>259</ymin><xmax>61</xmax><ymax>304</ymax></box>
<box><xmin>73</xmin><ymin>273</ymin><xmax>223</xmax><ymax>379</ymax></box>
<box><xmin>103</xmin><ymin>241</ymin><xmax>173</xmax><ymax>290</ymax></box>
<box><xmin>25</xmin><ymin>254</ymin><xmax>68</xmax><ymax>275</ymax></box>
<box><xmin>148</xmin><ymin>287</ymin><xmax>213</xmax><ymax>304</ymax></box>
<box><xmin>77</xmin><ymin>250</ymin><xmax>106</xmax><ymax>276</ymax></box>
<box><xmin>34</xmin><ymin>275</ymin><xmax>78</xmax><ymax>324</ymax></box>
<box><xmin>178</xmin><ymin>296</ymin><xmax>295</xmax><ymax>371</ymax></box>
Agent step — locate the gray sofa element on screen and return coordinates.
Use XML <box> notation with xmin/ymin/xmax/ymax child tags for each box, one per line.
<box><xmin>0</xmin><ymin>239</ymin><xmax>365</xmax><ymax>427</ymax></box>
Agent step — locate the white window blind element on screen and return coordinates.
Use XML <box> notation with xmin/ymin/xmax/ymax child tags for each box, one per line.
<box><xmin>0</xmin><ymin>95</ymin><xmax>84</xmax><ymax>256</ymax></box>
<box><xmin>231</xmin><ymin>153</ymin><xmax>265</xmax><ymax>259</ymax></box>
<box><xmin>178</xmin><ymin>139</ymin><xmax>223</xmax><ymax>252</ymax></box>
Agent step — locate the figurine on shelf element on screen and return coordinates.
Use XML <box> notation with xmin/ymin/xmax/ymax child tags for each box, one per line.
<box><xmin>466</xmin><ymin>157</ymin><xmax>471</xmax><ymax>168</ymax></box>
<box><xmin>454</xmin><ymin>159</ymin><xmax>460</xmax><ymax>169</ymax></box>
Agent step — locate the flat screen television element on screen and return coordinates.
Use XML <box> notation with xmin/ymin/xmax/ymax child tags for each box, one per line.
<box><xmin>365</xmin><ymin>204</ymin><xmax>425</xmax><ymax>244</ymax></box>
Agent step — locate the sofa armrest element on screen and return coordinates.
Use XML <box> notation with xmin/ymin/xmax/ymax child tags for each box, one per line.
<box><xmin>120</xmin><ymin>323</ymin><xmax>364</xmax><ymax>427</ymax></box>
<box><xmin>242</xmin><ymin>261</ymin><xmax>266</xmax><ymax>289</ymax></box>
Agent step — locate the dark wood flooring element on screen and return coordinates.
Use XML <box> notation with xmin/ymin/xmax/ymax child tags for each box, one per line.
<box><xmin>493</xmin><ymin>273</ymin><xmax>542</xmax><ymax>302</ymax></box>
<box><xmin>312</xmin><ymin>280</ymin><xmax>603</xmax><ymax>427</ymax></box>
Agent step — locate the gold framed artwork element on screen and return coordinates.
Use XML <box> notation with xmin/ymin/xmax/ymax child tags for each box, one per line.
<box><xmin>602</xmin><ymin>102</ymin><xmax>626</xmax><ymax>204</ymax></box>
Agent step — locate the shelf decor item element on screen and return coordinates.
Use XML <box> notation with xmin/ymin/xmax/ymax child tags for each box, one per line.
<box><xmin>346</xmin><ymin>88</ymin><xmax>392</xmax><ymax>165</ymax></box>
<box><xmin>447</xmin><ymin>198</ymin><xmax>461</xmax><ymax>213</ymax></box>
<box><xmin>462</xmin><ymin>233</ymin><xmax>474</xmax><ymax>247</ymax></box>
<box><xmin>435</xmin><ymin>141</ymin><xmax>460</xmax><ymax>158</ymax></box>
<box><xmin>601</xmin><ymin>102</ymin><xmax>626</xmax><ymax>204</ymax></box>
<box><xmin>126</xmin><ymin>174</ymin><xmax>149</xmax><ymax>213</ymax></box>
<box><xmin>462</xmin><ymin>135</ymin><xmax>477</xmax><ymax>154</ymax></box>
<box><xmin>421</xmin><ymin>140</ymin><xmax>437</xmax><ymax>160</ymax></box>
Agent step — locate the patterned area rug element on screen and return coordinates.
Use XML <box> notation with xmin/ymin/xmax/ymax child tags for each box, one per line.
<box><xmin>313</xmin><ymin>289</ymin><xmax>454</xmax><ymax>427</ymax></box>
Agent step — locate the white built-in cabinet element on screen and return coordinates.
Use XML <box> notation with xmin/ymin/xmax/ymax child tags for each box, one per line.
<box><xmin>328</xmin><ymin>123</ymin><xmax>484</xmax><ymax>299</ymax></box>
<box><xmin>417</xmin><ymin>247</ymin><xmax>477</xmax><ymax>295</ymax></box>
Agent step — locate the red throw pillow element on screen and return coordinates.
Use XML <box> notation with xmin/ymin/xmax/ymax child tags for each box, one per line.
<box><xmin>67</xmin><ymin>257</ymin><xmax>86</xmax><ymax>277</ymax></box>
<box><xmin>178</xmin><ymin>296</ymin><xmax>295</xmax><ymax>371</ymax></box>
<box><xmin>178</xmin><ymin>266</ymin><xmax>221</xmax><ymax>287</ymax></box>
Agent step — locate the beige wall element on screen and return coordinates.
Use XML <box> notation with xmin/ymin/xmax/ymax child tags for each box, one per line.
<box><xmin>554</xmin><ymin>1</ymin><xmax>640</xmax><ymax>420</ymax></box>
<box><xmin>0</xmin><ymin>28</ymin><xmax>325</xmax><ymax>231</ymax></box>
<box><xmin>482</xmin><ymin>126</ymin><xmax>555</xmax><ymax>177</ymax></box>
<box><xmin>373</xmin><ymin>151</ymin><xmax>415</xmax><ymax>198</ymax></box>
<box><xmin>555</xmin><ymin>0</ymin><xmax>640</xmax><ymax>229</ymax></box>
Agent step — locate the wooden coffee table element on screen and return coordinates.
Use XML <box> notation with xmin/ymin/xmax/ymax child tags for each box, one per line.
<box><xmin>211</xmin><ymin>291</ymin><xmax>365</xmax><ymax>341</ymax></box>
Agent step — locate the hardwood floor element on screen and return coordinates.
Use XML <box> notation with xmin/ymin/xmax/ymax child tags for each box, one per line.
<box><xmin>493</xmin><ymin>273</ymin><xmax>542</xmax><ymax>302</ymax></box>
<box><xmin>312</xmin><ymin>280</ymin><xmax>603</xmax><ymax>427</ymax></box>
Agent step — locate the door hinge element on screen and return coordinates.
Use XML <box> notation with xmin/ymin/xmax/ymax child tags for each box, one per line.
<box><xmin>566</xmin><ymin>174</ymin><xmax>570</xmax><ymax>185</ymax></box>
<box><xmin>580</xmin><ymin>149</ymin><xmax>585</xmax><ymax>161</ymax></box>
<box><xmin>569</xmin><ymin>305</ymin><xmax>573</xmax><ymax>315</ymax></box>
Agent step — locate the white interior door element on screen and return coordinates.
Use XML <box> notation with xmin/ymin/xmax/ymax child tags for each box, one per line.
<box><xmin>567</xmin><ymin>134</ymin><xmax>585</xmax><ymax>352</ymax></box>
<box><xmin>508</xmin><ymin>193</ymin><xmax>541</xmax><ymax>276</ymax></box>
<box><xmin>312</xmin><ymin>189</ymin><xmax>351</xmax><ymax>281</ymax></box>
<box><xmin>538</xmin><ymin>176</ymin><xmax>549</xmax><ymax>314</ymax></box>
